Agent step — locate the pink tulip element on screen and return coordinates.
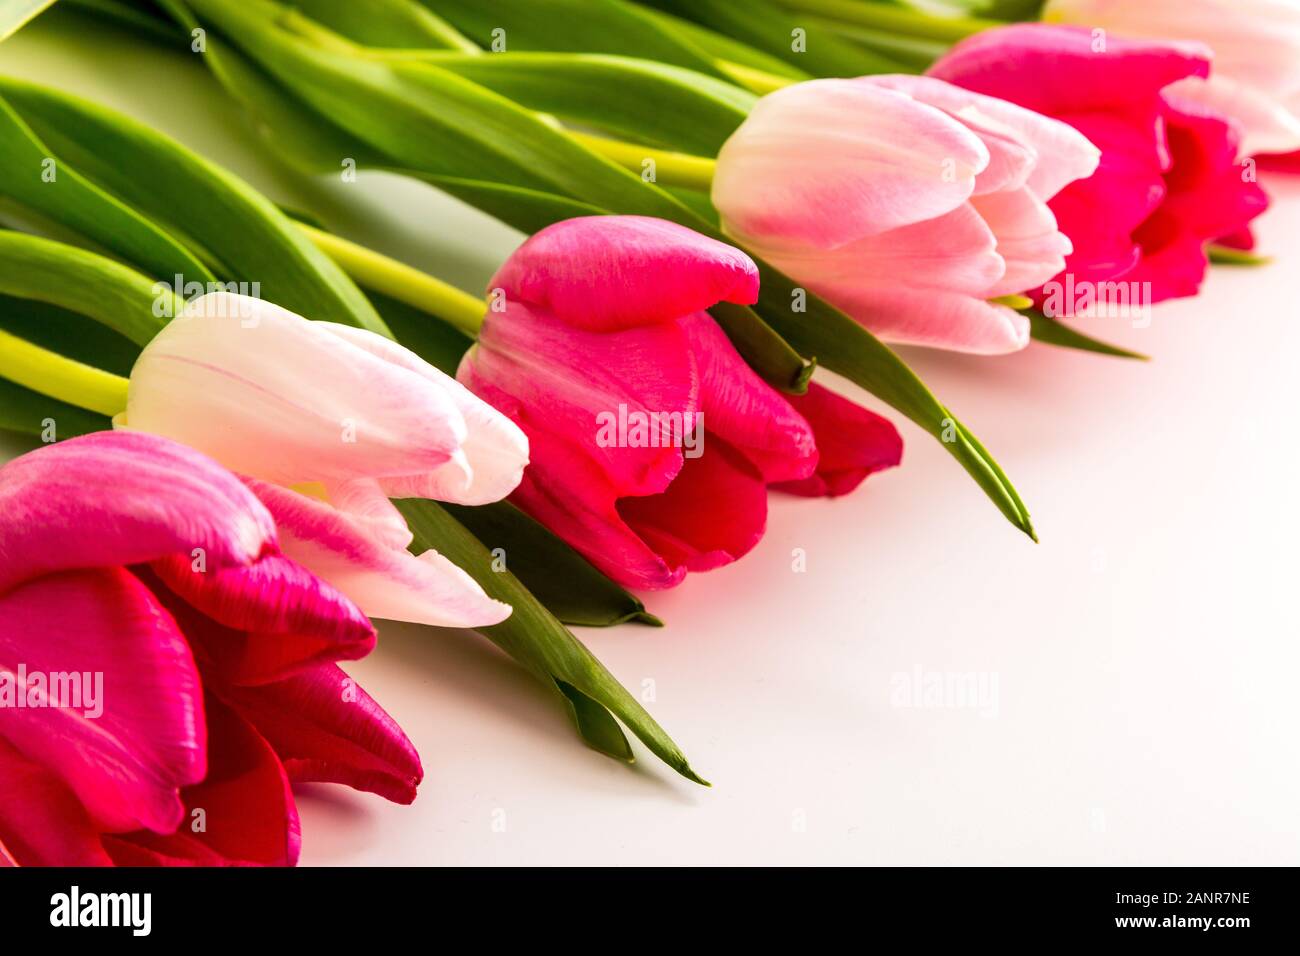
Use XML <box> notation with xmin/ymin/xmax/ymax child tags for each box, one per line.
<box><xmin>122</xmin><ymin>292</ymin><xmax>526</xmax><ymax>628</ymax></box>
<box><xmin>1044</xmin><ymin>0</ymin><xmax>1300</xmax><ymax>159</ymax></box>
<box><xmin>0</xmin><ymin>431</ymin><xmax>420</xmax><ymax>866</ymax></box>
<box><xmin>929</xmin><ymin>24</ymin><xmax>1269</xmax><ymax>306</ymax></box>
<box><xmin>457</xmin><ymin>216</ymin><xmax>902</xmax><ymax>590</ymax></box>
<box><xmin>710</xmin><ymin>75</ymin><xmax>1100</xmax><ymax>354</ymax></box>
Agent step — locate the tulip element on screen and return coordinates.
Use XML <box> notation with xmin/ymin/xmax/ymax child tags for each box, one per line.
<box><xmin>120</xmin><ymin>291</ymin><xmax>528</xmax><ymax>628</ymax></box>
<box><xmin>1043</xmin><ymin>0</ymin><xmax>1300</xmax><ymax>158</ymax></box>
<box><xmin>930</xmin><ymin>24</ymin><xmax>1269</xmax><ymax>305</ymax></box>
<box><xmin>710</xmin><ymin>74</ymin><xmax>1100</xmax><ymax>354</ymax></box>
<box><xmin>0</xmin><ymin>431</ymin><xmax>421</xmax><ymax>866</ymax></box>
<box><xmin>457</xmin><ymin>216</ymin><xmax>902</xmax><ymax>590</ymax></box>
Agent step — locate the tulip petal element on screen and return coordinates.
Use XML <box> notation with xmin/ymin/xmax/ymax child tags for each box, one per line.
<box><xmin>317</xmin><ymin>323</ymin><xmax>529</xmax><ymax>506</ymax></box>
<box><xmin>869</xmin><ymin>73</ymin><xmax>1101</xmax><ymax>200</ymax></box>
<box><xmin>489</xmin><ymin>216</ymin><xmax>759</xmax><ymax>331</ymax></box>
<box><xmin>322</xmin><ymin>478</ymin><xmax>414</xmax><ymax>551</ymax></box>
<box><xmin>502</xmin><ymin>422</ymin><xmax>685</xmax><ymax>590</ymax></box>
<box><xmin>781</xmin><ymin>202</ymin><xmax>1006</xmax><ymax>296</ymax></box>
<box><xmin>226</xmin><ymin>663</ymin><xmax>422</xmax><ymax>805</ymax></box>
<box><xmin>617</xmin><ymin>437</ymin><xmax>769</xmax><ymax>573</ymax></box>
<box><xmin>677</xmin><ymin>312</ymin><xmax>816</xmax><ymax>483</ymax></box>
<box><xmin>797</xmin><ymin>278</ymin><xmax>1029</xmax><ymax>355</ymax></box>
<box><xmin>102</xmin><ymin>694</ymin><xmax>300</xmax><ymax>866</ymax></box>
<box><xmin>246</xmin><ymin>480</ymin><xmax>511</xmax><ymax>628</ymax></box>
<box><xmin>143</xmin><ymin>556</ymin><xmax>376</xmax><ymax>687</ymax></box>
<box><xmin>714</xmin><ymin>78</ymin><xmax>989</xmax><ymax>250</ymax></box>
<box><xmin>0</xmin><ymin>739</ymin><xmax>113</xmax><ymax>866</ymax></box>
<box><xmin>0</xmin><ymin>430</ymin><xmax>274</xmax><ymax>595</ymax></box>
<box><xmin>929</xmin><ymin>25</ymin><xmax>1210</xmax><ymax>122</ymax></box>
<box><xmin>124</xmin><ymin>292</ymin><xmax>467</xmax><ymax>487</ymax></box>
<box><xmin>0</xmin><ymin>567</ymin><xmax>206</xmax><ymax>834</ymax></box>
<box><xmin>972</xmin><ymin>187</ymin><xmax>1074</xmax><ymax>296</ymax></box>
<box><xmin>460</xmin><ymin>301</ymin><xmax>698</xmax><ymax>499</ymax></box>
<box><xmin>773</xmin><ymin>384</ymin><xmax>904</xmax><ymax>497</ymax></box>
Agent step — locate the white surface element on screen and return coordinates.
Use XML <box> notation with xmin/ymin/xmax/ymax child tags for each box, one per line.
<box><xmin>4</xmin><ymin>14</ymin><xmax>1299</xmax><ymax>866</ymax></box>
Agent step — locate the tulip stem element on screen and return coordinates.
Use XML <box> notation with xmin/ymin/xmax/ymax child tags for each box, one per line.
<box><xmin>0</xmin><ymin>329</ymin><xmax>128</xmax><ymax>417</ymax></box>
<box><xmin>772</xmin><ymin>0</ymin><xmax>1001</xmax><ymax>43</ymax></box>
<box><xmin>567</xmin><ymin>132</ymin><xmax>717</xmax><ymax>192</ymax></box>
<box><xmin>715</xmin><ymin>59</ymin><xmax>797</xmax><ymax>94</ymax></box>
<box><xmin>297</xmin><ymin>223</ymin><xmax>486</xmax><ymax>336</ymax></box>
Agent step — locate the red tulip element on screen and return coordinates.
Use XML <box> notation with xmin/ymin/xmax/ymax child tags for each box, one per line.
<box><xmin>930</xmin><ymin>24</ymin><xmax>1269</xmax><ymax>309</ymax></box>
<box><xmin>457</xmin><ymin>216</ymin><xmax>902</xmax><ymax>589</ymax></box>
<box><xmin>0</xmin><ymin>432</ymin><xmax>421</xmax><ymax>866</ymax></box>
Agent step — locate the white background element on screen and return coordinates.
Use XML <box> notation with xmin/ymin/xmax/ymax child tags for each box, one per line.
<box><xmin>4</xmin><ymin>12</ymin><xmax>1298</xmax><ymax>865</ymax></box>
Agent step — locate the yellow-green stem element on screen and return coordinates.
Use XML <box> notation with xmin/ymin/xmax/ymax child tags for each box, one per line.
<box><xmin>774</xmin><ymin>0</ymin><xmax>1000</xmax><ymax>43</ymax></box>
<box><xmin>715</xmin><ymin>59</ymin><xmax>797</xmax><ymax>94</ymax></box>
<box><xmin>0</xmin><ymin>329</ymin><xmax>128</xmax><ymax>417</ymax></box>
<box><xmin>297</xmin><ymin>223</ymin><xmax>486</xmax><ymax>336</ymax></box>
<box><xmin>567</xmin><ymin>131</ymin><xmax>717</xmax><ymax>192</ymax></box>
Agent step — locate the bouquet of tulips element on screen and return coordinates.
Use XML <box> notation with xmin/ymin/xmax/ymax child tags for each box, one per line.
<box><xmin>0</xmin><ymin>0</ymin><xmax>1292</xmax><ymax>866</ymax></box>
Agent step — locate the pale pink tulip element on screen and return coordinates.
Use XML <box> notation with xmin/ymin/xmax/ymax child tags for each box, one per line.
<box><xmin>711</xmin><ymin>75</ymin><xmax>1100</xmax><ymax>354</ymax></box>
<box><xmin>121</xmin><ymin>292</ymin><xmax>525</xmax><ymax>628</ymax></box>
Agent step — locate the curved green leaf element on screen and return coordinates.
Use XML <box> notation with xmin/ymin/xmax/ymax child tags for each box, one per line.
<box><xmin>0</xmin><ymin>229</ymin><xmax>173</xmax><ymax>345</ymax></box>
<box><xmin>640</xmin><ymin>0</ymin><xmax>910</xmax><ymax>75</ymax></box>
<box><xmin>425</xmin><ymin>0</ymin><xmax>730</xmax><ymax>78</ymax></box>
<box><xmin>396</xmin><ymin>498</ymin><xmax>706</xmax><ymax>784</ymax></box>
<box><xmin>0</xmin><ymin>74</ymin><xmax>391</xmax><ymax>336</ymax></box>
<box><xmin>290</xmin><ymin>0</ymin><xmax>476</xmax><ymax>51</ymax></box>
<box><xmin>424</xmin><ymin>51</ymin><xmax>754</xmax><ymax>154</ymax></box>
<box><xmin>0</xmin><ymin>92</ymin><xmax>214</xmax><ymax>285</ymax></box>
<box><xmin>1028</xmin><ymin>310</ymin><xmax>1149</xmax><ymax>361</ymax></box>
<box><xmin>445</xmin><ymin>501</ymin><xmax>661</xmax><ymax>628</ymax></box>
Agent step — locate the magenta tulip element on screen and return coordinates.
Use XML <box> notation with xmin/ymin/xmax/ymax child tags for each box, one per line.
<box><xmin>0</xmin><ymin>431</ymin><xmax>421</xmax><ymax>866</ymax></box>
<box><xmin>457</xmin><ymin>216</ymin><xmax>902</xmax><ymax>590</ymax></box>
<box><xmin>929</xmin><ymin>24</ymin><xmax>1269</xmax><ymax>307</ymax></box>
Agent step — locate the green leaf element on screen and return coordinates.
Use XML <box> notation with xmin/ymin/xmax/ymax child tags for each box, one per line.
<box><xmin>395</xmin><ymin>498</ymin><xmax>706</xmax><ymax>784</ymax></box>
<box><xmin>444</xmin><ymin>501</ymin><xmax>661</xmax><ymax>628</ymax></box>
<box><xmin>424</xmin><ymin>51</ymin><xmax>754</xmax><ymax>154</ymax></box>
<box><xmin>709</xmin><ymin>300</ymin><xmax>813</xmax><ymax>393</ymax></box>
<box><xmin>288</xmin><ymin>0</ymin><xmax>476</xmax><ymax>51</ymax></box>
<box><xmin>0</xmin><ymin>74</ymin><xmax>392</xmax><ymax>336</ymax></box>
<box><xmin>1027</xmin><ymin>310</ymin><xmax>1149</xmax><ymax>361</ymax></box>
<box><xmin>634</xmin><ymin>4</ymin><xmax>812</xmax><ymax>79</ymax></box>
<box><xmin>0</xmin><ymin>90</ymin><xmax>216</xmax><ymax>287</ymax></box>
<box><xmin>0</xmin><ymin>229</ymin><xmax>173</xmax><ymax>345</ymax></box>
<box><xmin>749</xmin><ymin>261</ymin><xmax>1037</xmax><ymax>539</ymax></box>
<box><xmin>639</xmin><ymin>0</ymin><xmax>911</xmax><ymax>75</ymax></box>
<box><xmin>1208</xmin><ymin>244</ymin><xmax>1272</xmax><ymax>266</ymax></box>
<box><xmin>426</xmin><ymin>0</ymin><xmax>731</xmax><ymax>78</ymax></box>
<box><xmin>0</xmin><ymin>0</ymin><xmax>57</xmax><ymax>41</ymax></box>
<box><xmin>0</xmin><ymin>374</ymin><xmax>109</xmax><ymax>439</ymax></box>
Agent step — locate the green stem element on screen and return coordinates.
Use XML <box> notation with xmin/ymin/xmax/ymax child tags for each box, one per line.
<box><xmin>297</xmin><ymin>223</ymin><xmax>486</xmax><ymax>336</ymax></box>
<box><xmin>567</xmin><ymin>131</ymin><xmax>717</xmax><ymax>192</ymax></box>
<box><xmin>715</xmin><ymin>59</ymin><xmax>797</xmax><ymax>94</ymax></box>
<box><xmin>774</xmin><ymin>0</ymin><xmax>1001</xmax><ymax>43</ymax></box>
<box><xmin>0</xmin><ymin>329</ymin><xmax>128</xmax><ymax>417</ymax></box>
